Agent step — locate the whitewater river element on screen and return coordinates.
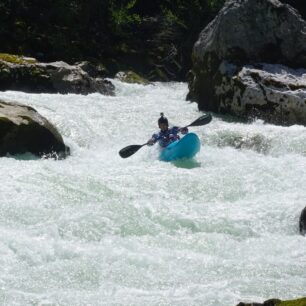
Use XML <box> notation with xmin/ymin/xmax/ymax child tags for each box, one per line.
<box><xmin>0</xmin><ymin>80</ymin><xmax>306</xmax><ymax>306</ymax></box>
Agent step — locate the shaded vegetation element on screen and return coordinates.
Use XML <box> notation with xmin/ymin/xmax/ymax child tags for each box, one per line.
<box><xmin>0</xmin><ymin>0</ymin><xmax>304</xmax><ymax>81</ymax></box>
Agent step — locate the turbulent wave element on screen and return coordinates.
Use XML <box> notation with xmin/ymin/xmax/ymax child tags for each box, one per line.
<box><xmin>0</xmin><ymin>81</ymin><xmax>306</xmax><ymax>306</ymax></box>
<box><xmin>205</xmin><ymin>117</ymin><xmax>306</xmax><ymax>156</ymax></box>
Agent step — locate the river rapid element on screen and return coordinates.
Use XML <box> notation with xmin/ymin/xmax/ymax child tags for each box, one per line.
<box><xmin>0</xmin><ymin>80</ymin><xmax>306</xmax><ymax>306</ymax></box>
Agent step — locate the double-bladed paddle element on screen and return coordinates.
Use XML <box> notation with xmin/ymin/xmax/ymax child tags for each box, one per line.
<box><xmin>119</xmin><ymin>113</ymin><xmax>212</xmax><ymax>158</ymax></box>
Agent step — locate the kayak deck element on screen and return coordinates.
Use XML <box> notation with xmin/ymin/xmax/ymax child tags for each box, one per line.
<box><xmin>159</xmin><ymin>132</ymin><xmax>201</xmax><ymax>162</ymax></box>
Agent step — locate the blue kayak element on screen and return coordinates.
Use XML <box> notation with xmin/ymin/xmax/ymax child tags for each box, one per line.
<box><xmin>159</xmin><ymin>133</ymin><xmax>201</xmax><ymax>162</ymax></box>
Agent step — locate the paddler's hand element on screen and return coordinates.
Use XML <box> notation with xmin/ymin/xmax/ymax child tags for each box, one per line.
<box><xmin>180</xmin><ymin>127</ymin><xmax>188</xmax><ymax>134</ymax></box>
<box><xmin>147</xmin><ymin>139</ymin><xmax>155</xmax><ymax>146</ymax></box>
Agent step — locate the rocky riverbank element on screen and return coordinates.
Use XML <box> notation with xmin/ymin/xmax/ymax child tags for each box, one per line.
<box><xmin>0</xmin><ymin>54</ymin><xmax>115</xmax><ymax>95</ymax></box>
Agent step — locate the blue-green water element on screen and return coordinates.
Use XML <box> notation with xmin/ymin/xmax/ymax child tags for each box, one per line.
<box><xmin>0</xmin><ymin>81</ymin><xmax>306</xmax><ymax>306</ymax></box>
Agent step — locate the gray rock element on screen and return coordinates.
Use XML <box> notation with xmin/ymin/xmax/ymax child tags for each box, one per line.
<box><xmin>188</xmin><ymin>0</ymin><xmax>306</xmax><ymax>125</ymax></box>
<box><xmin>0</xmin><ymin>56</ymin><xmax>115</xmax><ymax>95</ymax></box>
<box><xmin>216</xmin><ymin>62</ymin><xmax>306</xmax><ymax>125</ymax></box>
<box><xmin>75</xmin><ymin>61</ymin><xmax>108</xmax><ymax>78</ymax></box>
<box><xmin>193</xmin><ymin>0</ymin><xmax>306</xmax><ymax>66</ymax></box>
<box><xmin>0</xmin><ymin>100</ymin><xmax>70</xmax><ymax>158</ymax></box>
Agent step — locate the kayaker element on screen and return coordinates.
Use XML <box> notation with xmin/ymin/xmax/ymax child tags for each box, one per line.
<box><xmin>147</xmin><ymin>113</ymin><xmax>188</xmax><ymax>147</ymax></box>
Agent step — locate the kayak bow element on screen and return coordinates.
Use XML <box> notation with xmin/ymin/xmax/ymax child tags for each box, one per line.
<box><xmin>159</xmin><ymin>133</ymin><xmax>200</xmax><ymax>162</ymax></box>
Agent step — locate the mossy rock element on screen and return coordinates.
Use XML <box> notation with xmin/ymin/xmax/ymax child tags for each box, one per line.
<box><xmin>277</xmin><ymin>298</ymin><xmax>306</xmax><ymax>306</ymax></box>
<box><xmin>115</xmin><ymin>70</ymin><xmax>150</xmax><ymax>85</ymax></box>
<box><xmin>0</xmin><ymin>53</ymin><xmax>37</xmax><ymax>65</ymax></box>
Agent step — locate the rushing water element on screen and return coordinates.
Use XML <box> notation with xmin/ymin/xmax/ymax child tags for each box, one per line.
<box><xmin>0</xmin><ymin>80</ymin><xmax>306</xmax><ymax>306</ymax></box>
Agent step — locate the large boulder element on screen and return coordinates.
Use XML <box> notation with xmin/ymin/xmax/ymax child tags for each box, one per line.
<box><xmin>0</xmin><ymin>54</ymin><xmax>115</xmax><ymax>95</ymax></box>
<box><xmin>216</xmin><ymin>62</ymin><xmax>306</xmax><ymax>125</ymax></box>
<box><xmin>187</xmin><ymin>0</ymin><xmax>306</xmax><ymax>125</ymax></box>
<box><xmin>0</xmin><ymin>100</ymin><xmax>70</xmax><ymax>158</ymax></box>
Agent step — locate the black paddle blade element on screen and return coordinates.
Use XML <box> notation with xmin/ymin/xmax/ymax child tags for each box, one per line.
<box><xmin>119</xmin><ymin>144</ymin><xmax>145</xmax><ymax>158</ymax></box>
<box><xmin>187</xmin><ymin>113</ymin><xmax>212</xmax><ymax>127</ymax></box>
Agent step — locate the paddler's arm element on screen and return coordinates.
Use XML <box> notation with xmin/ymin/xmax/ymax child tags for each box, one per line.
<box><xmin>147</xmin><ymin>133</ymin><xmax>159</xmax><ymax>146</ymax></box>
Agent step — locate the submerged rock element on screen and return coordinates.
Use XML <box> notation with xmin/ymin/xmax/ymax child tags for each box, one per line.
<box><xmin>115</xmin><ymin>71</ymin><xmax>150</xmax><ymax>85</ymax></box>
<box><xmin>187</xmin><ymin>0</ymin><xmax>306</xmax><ymax>125</ymax></box>
<box><xmin>0</xmin><ymin>54</ymin><xmax>115</xmax><ymax>95</ymax></box>
<box><xmin>0</xmin><ymin>100</ymin><xmax>70</xmax><ymax>158</ymax></box>
<box><xmin>237</xmin><ymin>300</ymin><xmax>279</xmax><ymax>306</ymax></box>
<box><xmin>237</xmin><ymin>297</ymin><xmax>306</xmax><ymax>306</ymax></box>
<box><xmin>299</xmin><ymin>207</ymin><xmax>306</xmax><ymax>235</ymax></box>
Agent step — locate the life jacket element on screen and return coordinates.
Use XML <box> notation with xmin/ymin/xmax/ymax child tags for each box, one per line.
<box><xmin>151</xmin><ymin>126</ymin><xmax>180</xmax><ymax>147</ymax></box>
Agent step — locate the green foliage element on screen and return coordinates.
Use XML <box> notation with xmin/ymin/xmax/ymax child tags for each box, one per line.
<box><xmin>108</xmin><ymin>0</ymin><xmax>141</xmax><ymax>37</ymax></box>
<box><xmin>0</xmin><ymin>0</ymin><xmax>305</xmax><ymax>80</ymax></box>
<box><xmin>0</xmin><ymin>0</ymin><xmax>226</xmax><ymax>62</ymax></box>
